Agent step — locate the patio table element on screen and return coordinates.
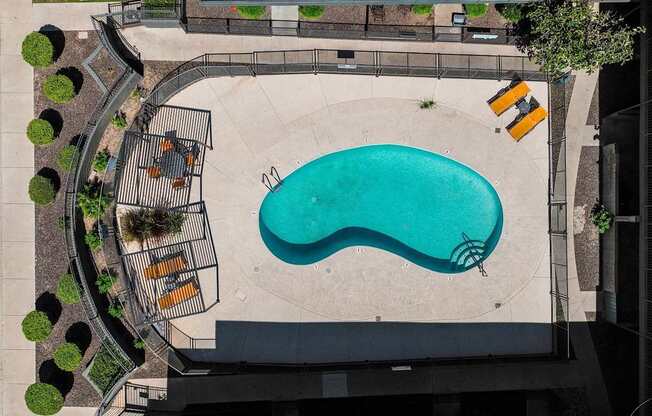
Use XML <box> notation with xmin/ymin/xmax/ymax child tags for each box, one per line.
<box><xmin>160</xmin><ymin>151</ymin><xmax>186</xmax><ymax>178</ymax></box>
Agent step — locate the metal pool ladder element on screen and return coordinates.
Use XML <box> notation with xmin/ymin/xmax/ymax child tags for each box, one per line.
<box><xmin>262</xmin><ymin>166</ymin><xmax>283</xmax><ymax>192</ymax></box>
<box><xmin>461</xmin><ymin>233</ymin><xmax>488</xmax><ymax>278</ymax></box>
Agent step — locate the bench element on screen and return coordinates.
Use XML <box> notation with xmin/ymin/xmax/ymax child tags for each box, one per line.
<box><xmin>158</xmin><ymin>281</ymin><xmax>199</xmax><ymax>310</ymax></box>
<box><xmin>488</xmin><ymin>81</ymin><xmax>530</xmax><ymax>116</ymax></box>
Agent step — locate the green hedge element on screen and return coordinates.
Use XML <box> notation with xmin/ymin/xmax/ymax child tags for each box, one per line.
<box><xmin>93</xmin><ymin>149</ymin><xmax>110</xmax><ymax>173</ymax></box>
<box><xmin>464</xmin><ymin>3</ymin><xmax>489</xmax><ymax>18</ymax></box>
<box><xmin>411</xmin><ymin>5</ymin><xmax>433</xmax><ymax>16</ymax></box>
<box><xmin>77</xmin><ymin>184</ymin><xmax>110</xmax><ymax>219</ymax></box>
<box><xmin>87</xmin><ymin>346</ymin><xmax>124</xmax><ymax>393</ymax></box>
<box><xmin>43</xmin><ymin>74</ymin><xmax>75</xmax><ymax>104</ymax></box>
<box><xmin>85</xmin><ymin>230</ymin><xmax>102</xmax><ymax>251</ymax></box>
<box><xmin>56</xmin><ymin>273</ymin><xmax>80</xmax><ymax>304</ymax></box>
<box><xmin>21</xmin><ymin>311</ymin><xmax>52</xmax><ymax>342</ymax></box>
<box><xmin>24</xmin><ymin>383</ymin><xmax>63</xmax><ymax>416</ymax></box>
<box><xmin>299</xmin><ymin>6</ymin><xmax>325</xmax><ymax>20</ymax></box>
<box><xmin>29</xmin><ymin>175</ymin><xmax>56</xmax><ymax>205</ymax></box>
<box><xmin>57</xmin><ymin>145</ymin><xmax>77</xmax><ymax>172</ymax></box>
<box><xmin>236</xmin><ymin>6</ymin><xmax>265</xmax><ymax>19</ymax></box>
<box><xmin>21</xmin><ymin>32</ymin><xmax>54</xmax><ymax>68</ymax></box>
<box><xmin>96</xmin><ymin>272</ymin><xmax>116</xmax><ymax>294</ymax></box>
<box><xmin>27</xmin><ymin>119</ymin><xmax>55</xmax><ymax>146</ymax></box>
<box><xmin>54</xmin><ymin>342</ymin><xmax>83</xmax><ymax>372</ymax></box>
<box><xmin>496</xmin><ymin>4</ymin><xmax>524</xmax><ymax>23</ymax></box>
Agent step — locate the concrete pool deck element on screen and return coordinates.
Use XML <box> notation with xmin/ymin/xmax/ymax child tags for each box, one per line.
<box><xmin>165</xmin><ymin>74</ymin><xmax>552</xmax><ymax>361</ymax></box>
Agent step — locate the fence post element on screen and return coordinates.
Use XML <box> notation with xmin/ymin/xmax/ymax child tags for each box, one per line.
<box><xmin>497</xmin><ymin>55</ymin><xmax>501</xmax><ymax>81</ymax></box>
<box><xmin>313</xmin><ymin>49</ymin><xmax>318</xmax><ymax>75</ymax></box>
<box><xmin>375</xmin><ymin>51</ymin><xmax>380</xmax><ymax>77</ymax></box>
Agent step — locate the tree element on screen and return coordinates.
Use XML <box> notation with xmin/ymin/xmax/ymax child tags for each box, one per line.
<box><xmin>516</xmin><ymin>0</ymin><xmax>644</xmax><ymax>76</ymax></box>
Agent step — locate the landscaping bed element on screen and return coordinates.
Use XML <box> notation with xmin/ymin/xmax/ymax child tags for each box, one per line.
<box><xmin>299</xmin><ymin>6</ymin><xmax>366</xmax><ymax>24</ymax></box>
<box><xmin>88</xmin><ymin>47</ymin><xmax>123</xmax><ymax>91</ymax></box>
<box><xmin>33</xmin><ymin>29</ymin><xmax>104</xmax><ymax>407</ymax></box>
<box><xmin>185</xmin><ymin>0</ymin><xmax>270</xmax><ymax>20</ymax></box>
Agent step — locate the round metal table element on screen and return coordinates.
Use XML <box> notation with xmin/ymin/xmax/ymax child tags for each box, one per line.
<box><xmin>159</xmin><ymin>151</ymin><xmax>186</xmax><ymax>178</ymax></box>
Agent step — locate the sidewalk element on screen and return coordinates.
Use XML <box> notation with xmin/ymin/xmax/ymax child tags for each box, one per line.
<box><xmin>0</xmin><ymin>0</ymin><xmax>36</xmax><ymax>415</ymax></box>
<box><xmin>32</xmin><ymin>2</ymin><xmax>109</xmax><ymax>31</ymax></box>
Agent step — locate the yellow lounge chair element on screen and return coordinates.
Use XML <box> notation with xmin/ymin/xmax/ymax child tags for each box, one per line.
<box><xmin>143</xmin><ymin>254</ymin><xmax>187</xmax><ymax>280</ymax></box>
<box><xmin>488</xmin><ymin>81</ymin><xmax>530</xmax><ymax>116</ymax></box>
<box><xmin>158</xmin><ymin>281</ymin><xmax>199</xmax><ymax>310</ymax></box>
<box><xmin>507</xmin><ymin>106</ymin><xmax>548</xmax><ymax>142</ymax></box>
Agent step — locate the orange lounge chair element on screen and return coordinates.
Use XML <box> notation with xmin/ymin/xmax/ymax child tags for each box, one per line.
<box><xmin>143</xmin><ymin>254</ymin><xmax>187</xmax><ymax>280</ymax></box>
<box><xmin>172</xmin><ymin>177</ymin><xmax>186</xmax><ymax>189</ymax></box>
<box><xmin>507</xmin><ymin>106</ymin><xmax>548</xmax><ymax>142</ymax></box>
<box><xmin>185</xmin><ymin>154</ymin><xmax>194</xmax><ymax>167</ymax></box>
<box><xmin>158</xmin><ymin>281</ymin><xmax>199</xmax><ymax>310</ymax></box>
<box><xmin>488</xmin><ymin>81</ymin><xmax>530</xmax><ymax>116</ymax></box>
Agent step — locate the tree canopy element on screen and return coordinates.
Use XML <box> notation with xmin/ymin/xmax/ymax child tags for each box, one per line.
<box><xmin>516</xmin><ymin>0</ymin><xmax>644</xmax><ymax>76</ymax></box>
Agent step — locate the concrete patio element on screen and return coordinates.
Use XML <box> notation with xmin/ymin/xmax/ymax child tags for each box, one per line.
<box><xmin>165</xmin><ymin>73</ymin><xmax>552</xmax><ymax>362</ymax></box>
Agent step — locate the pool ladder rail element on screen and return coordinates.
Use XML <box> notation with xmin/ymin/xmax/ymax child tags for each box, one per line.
<box><xmin>262</xmin><ymin>166</ymin><xmax>283</xmax><ymax>192</ymax></box>
<box><xmin>461</xmin><ymin>232</ymin><xmax>488</xmax><ymax>278</ymax></box>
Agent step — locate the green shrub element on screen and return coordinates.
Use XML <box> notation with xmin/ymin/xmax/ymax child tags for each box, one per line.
<box><xmin>464</xmin><ymin>3</ymin><xmax>489</xmax><ymax>18</ymax></box>
<box><xmin>21</xmin><ymin>311</ymin><xmax>52</xmax><ymax>342</ymax></box>
<box><xmin>496</xmin><ymin>4</ymin><xmax>523</xmax><ymax>23</ymax></box>
<box><xmin>77</xmin><ymin>184</ymin><xmax>110</xmax><ymax>219</ymax></box>
<box><xmin>57</xmin><ymin>216</ymin><xmax>66</xmax><ymax>230</ymax></box>
<box><xmin>411</xmin><ymin>5</ymin><xmax>433</xmax><ymax>16</ymax></box>
<box><xmin>87</xmin><ymin>346</ymin><xmax>123</xmax><ymax>393</ymax></box>
<box><xmin>120</xmin><ymin>207</ymin><xmax>185</xmax><ymax>243</ymax></box>
<box><xmin>590</xmin><ymin>201</ymin><xmax>614</xmax><ymax>234</ymax></box>
<box><xmin>111</xmin><ymin>113</ymin><xmax>127</xmax><ymax>129</ymax></box>
<box><xmin>96</xmin><ymin>272</ymin><xmax>116</xmax><ymax>294</ymax></box>
<box><xmin>236</xmin><ymin>6</ymin><xmax>265</xmax><ymax>19</ymax></box>
<box><xmin>299</xmin><ymin>6</ymin><xmax>325</xmax><ymax>19</ymax></box>
<box><xmin>21</xmin><ymin>32</ymin><xmax>54</xmax><ymax>68</ymax></box>
<box><xmin>57</xmin><ymin>145</ymin><xmax>77</xmax><ymax>172</ymax></box>
<box><xmin>24</xmin><ymin>383</ymin><xmax>63</xmax><ymax>415</ymax></box>
<box><xmin>29</xmin><ymin>175</ymin><xmax>56</xmax><ymax>205</ymax></box>
<box><xmin>93</xmin><ymin>149</ymin><xmax>111</xmax><ymax>173</ymax></box>
<box><xmin>43</xmin><ymin>74</ymin><xmax>75</xmax><ymax>104</ymax></box>
<box><xmin>419</xmin><ymin>99</ymin><xmax>436</xmax><ymax>109</ymax></box>
<box><xmin>133</xmin><ymin>338</ymin><xmax>145</xmax><ymax>349</ymax></box>
<box><xmin>56</xmin><ymin>273</ymin><xmax>80</xmax><ymax>305</ymax></box>
<box><xmin>27</xmin><ymin>119</ymin><xmax>55</xmax><ymax>146</ymax></box>
<box><xmin>53</xmin><ymin>342</ymin><xmax>83</xmax><ymax>372</ymax></box>
<box><xmin>85</xmin><ymin>230</ymin><xmax>102</xmax><ymax>251</ymax></box>
<box><xmin>108</xmin><ymin>301</ymin><xmax>123</xmax><ymax>318</ymax></box>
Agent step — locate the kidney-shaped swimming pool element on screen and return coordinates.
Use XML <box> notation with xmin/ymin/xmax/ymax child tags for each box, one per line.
<box><xmin>259</xmin><ymin>144</ymin><xmax>503</xmax><ymax>273</ymax></box>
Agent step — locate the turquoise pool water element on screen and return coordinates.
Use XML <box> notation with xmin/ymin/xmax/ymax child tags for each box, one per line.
<box><xmin>259</xmin><ymin>145</ymin><xmax>503</xmax><ymax>273</ymax></box>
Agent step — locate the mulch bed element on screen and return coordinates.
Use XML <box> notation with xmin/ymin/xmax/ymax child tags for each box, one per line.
<box><xmin>34</xmin><ymin>29</ymin><xmax>104</xmax><ymax>407</ymax></box>
<box><xmin>574</xmin><ymin>146</ymin><xmax>600</xmax><ymax>291</ymax></box>
<box><xmin>465</xmin><ymin>5</ymin><xmax>510</xmax><ymax>29</ymax></box>
<box><xmin>299</xmin><ymin>6</ymin><xmax>366</xmax><ymax>24</ymax></box>
<box><xmin>376</xmin><ymin>6</ymin><xmax>434</xmax><ymax>26</ymax></box>
<box><xmin>88</xmin><ymin>47</ymin><xmax>123</xmax><ymax>91</ymax></box>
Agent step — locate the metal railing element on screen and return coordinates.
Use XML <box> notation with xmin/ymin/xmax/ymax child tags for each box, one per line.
<box><xmin>548</xmin><ymin>75</ymin><xmax>570</xmax><ymax>359</ymax></box>
<box><xmin>183</xmin><ymin>16</ymin><xmax>517</xmax><ymax>44</ymax></box>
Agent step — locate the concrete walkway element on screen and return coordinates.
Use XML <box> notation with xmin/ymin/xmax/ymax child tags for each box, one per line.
<box><xmin>32</xmin><ymin>2</ymin><xmax>110</xmax><ymax>31</ymax></box>
<box><xmin>0</xmin><ymin>1</ymin><xmax>36</xmax><ymax>415</ymax></box>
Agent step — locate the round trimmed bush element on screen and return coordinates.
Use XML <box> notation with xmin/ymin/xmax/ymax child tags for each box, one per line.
<box><xmin>24</xmin><ymin>383</ymin><xmax>64</xmax><ymax>415</ymax></box>
<box><xmin>29</xmin><ymin>175</ymin><xmax>56</xmax><ymax>205</ymax></box>
<box><xmin>56</xmin><ymin>273</ymin><xmax>80</xmax><ymax>305</ymax></box>
<box><xmin>496</xmin><ymin>4</ymin><xmax>523</xmax><ymax>23</ymax></box>
<box><xmin>299</xmin><ymin>6</ymin><xmax>325</xmax><ymax>20</ymax></box>
<box><xmin>464</xmin><ymin>3</ymin><xmax>489</xmax><ymax>19</ymax></box>
<box><xmin>57</xmin><ymin>145</ymin><xmax>77</xmax><ymax>172</ymax></box>
<box><xmin>411</xmin><ymin>5</ymin><xmax>433</xmax><ymax>16</ymax></box>
<box><xmin>43</xmin><ymin>74</ymin><xmax>75</xmax><ymax>104</ymax></box>
<box><xmin>21</xmin><ymin>311</ymin><xmax>52</xmax><ymax>342</ymax></box>
<box><xmin>27</xmin><ymin>119</ymin><xmax>55</xmax><ymax>146</ymax></box>
<box><xmin>21</xmin><ymin>32</ymin><xmax>54</xmax><ymax>68</ymax></box>
<box><xmin>236</xmin><ymin>6</ymin><xmax>265</xmax><ymax>19</ymax></box>
<box><xmin>54</xmin><ymin>342</ymin><xmax>83</xmax><ymax>372</ymax></box>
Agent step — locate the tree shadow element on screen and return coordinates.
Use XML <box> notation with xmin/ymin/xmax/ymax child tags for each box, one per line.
<box><xmin>57</xmin><ymin>67</ymin><xmax>84</xmax><ymax>94</ymax></box>
<box><xmin>39</xmin><ymin>360</ymin><xmax>74</xmax><ymax>397</ymax></box>
<box><xmin>38</xmin><ymin>109</ymin><xmax>63</xmax><ymax>137</ymax></box>
<box><xmin>38</xmin><ymin>25</ymin><xmax>65</xmax><ymax>63</ymax></box>
<box><xmin>37</xmin><ymin>167</ymin><xmax>61</xmax><ymax>193</ymax></box>
<box><xmin>65</xmin><ymin>322</ymin><xmax>92</xmax><ymax>355</ymax></box>
<box><xmin>69</xmin><ymin>134</ymin><xmax>84</xmax><ymax>147</ymax></box>
<box><xmin>35</xmin><ymin>292</ymin><xmax>61</xmax><ymax>325</ymax></box>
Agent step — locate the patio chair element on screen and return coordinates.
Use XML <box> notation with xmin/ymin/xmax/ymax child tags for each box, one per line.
<box><xmin>507</xmin><ymin>106</ymin><xmax>547</xmax><ymax>142</ymax></box>
<box><xmin>161</xmin><ymin>139</ymin><xmax>175</xmax><ymax>152</ymax></box>
<box><xmin>488</xmin><ymin>81</ymin><xmax>530</xmax><ymax>116</ymax></box>
<box><xmin>146</xmin><ymin>166</ymin><xmax>161</xmax><ymax>178</ymax></box>
<box><xmin>158</xmin><ymin>280</ymin><xmax>199</xmax><ymax>310</ymax></box>
<box><xmin>143</xmin><ymin>253</ymin><xmax>187</xmax><ymax>280</ymax></box>
<box><xmin>171</xmin><ymin>177</ymin><xmax>186</xmax><ymax>189</ymax></box>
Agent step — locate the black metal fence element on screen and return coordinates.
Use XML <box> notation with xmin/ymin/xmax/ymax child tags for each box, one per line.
<box><xmin>183</xmin><ymin>17</ymin><xmax>517</xmax><ymax>45</ymax></box>
<box><xmin>548</xmin><ymin>76</ymin><xmax>570</xmax><ymax>359</ymax></box>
